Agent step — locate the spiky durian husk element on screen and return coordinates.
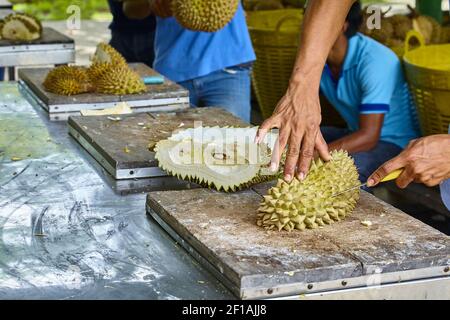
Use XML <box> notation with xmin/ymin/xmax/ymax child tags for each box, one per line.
<box><xmin>370</xmin><ymin>19</ymin><xmax>394</xmax><ymax>43</ymax></box>
<box><xmin>87</xmin><ymin>62</ymin><xmax>112</xmax><ymax>83</ymax></box>
<box><xmin>43</xmin><ymin>66</ymin><xmax>92</xmax><ymax>96</ymax></box>
<box><xmin>43</xmin><ymin>77</ymin><xmax>92</xmax><ymax>96</ymax></box>
<box><xmin>154</xmin><ymin>127</ymin><xmax>280</xmax><ymax>192</ymax></box>
<box><xmin>94</xmin><ymin>65</ymin><xmax>146</xmax><ymax>95</ymax></box>
<box><xmin>91</xmin><ymin>42</ymin><xmax>127</xmax><ymax>66</ymax></box>
<box><xmin>257</xmin><ymin>150</ymin><xmax>360</xmax><ymax>232</ymax></box>
<box><xmin>172</xmin><ymin>0</ymin><xmax>239</xmax><ymax>32</ymax></box>
<box><xmin>0</xmin><ymin>13</ymin><xmax>42</xmax><ymax>41</ymax></box>
<box><xmin>389</xmin><ymin>15</ymin><xmax>413</xmax><ymax>40</ymax></box>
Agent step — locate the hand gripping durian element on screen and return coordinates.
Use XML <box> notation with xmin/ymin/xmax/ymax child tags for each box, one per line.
<box><xmin>172</xmin><ymin>0</ymin><xmax>239</xmax><ymax>32</ymax></box>
<box><xmin>155</xmin><ymin>127</ymin><xmax>281</xmax><ymax>191</ymax></box>
<box><xmin>257</xmin><ymin>150</ymin><xmax>360</xmax><ymax>232</ymax></box>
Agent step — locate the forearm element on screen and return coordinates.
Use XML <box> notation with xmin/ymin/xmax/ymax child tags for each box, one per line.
<box><xmin>291</xmin><ymin>0</ymin><xmax>355</xmax><ymax>88</ymax></box>
<box><xmin>328</xmin><ymin>130</ymin><xmax>379</xmax><ymax>154</ymax></box>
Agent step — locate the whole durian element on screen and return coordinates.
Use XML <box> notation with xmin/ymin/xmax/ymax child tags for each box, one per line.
<box><xmin>91</xmin><ymin>42</ymin><xmax>127</xmax><ymax>66</ymax></box>
<box><xmin>43</xmin><ymin>66</ymin><xmax>93</xmax><ymax>96</ymax></box>
<box><xmin>257</xmin><ymin>150</ymin><xmax>360</xmax><ymax>232</ymax></box>
<box><xmin>370</xmin><ymin>18</ymin><xmax>394</xmax><ymax>43</ymax></box>
<box><xmin>389</xmin><ymin>15</ymin><xmax>413</xmax><ymax>40</ymax></box>
<box><xmin>0</xmin><ymin>13</ymin><xmax>42</xmax><ymax>41</ymax></box>
<box><xmin>155</xmin><ymin>127</ymin><xmax>281</xmax><ymax>192</ymax></box>
<box><xmin>94</xmin><ymin>65</ymin><xmax>146</xmax><ymax>95</ymax></box>
<box><xmin>171</xmin><ymin>0</ymin><xmax>239</xmax><ymax>32</ymax></box>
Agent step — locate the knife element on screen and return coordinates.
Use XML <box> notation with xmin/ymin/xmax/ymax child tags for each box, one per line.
<box><xmin>332</xmin><ymin>168</ymin><xmax>404</xmax><ymax>197</ymax></box>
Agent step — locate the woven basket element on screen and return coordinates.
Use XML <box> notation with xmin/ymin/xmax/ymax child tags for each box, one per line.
<box><xmin>403</xmin><ymin>32</ymin><xmax>450</xmax><ymax>135</ymax></box>
<box><xmin>247</xmin><ymin>9</ymin><xmax>303</xmax><ymax>119</ymax></box>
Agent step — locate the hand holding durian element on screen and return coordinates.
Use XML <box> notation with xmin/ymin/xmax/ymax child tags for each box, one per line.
<box><xmin>119</xmin><ymin>0</ymin><xmax>239</xmax><ymax>32</ymax></box>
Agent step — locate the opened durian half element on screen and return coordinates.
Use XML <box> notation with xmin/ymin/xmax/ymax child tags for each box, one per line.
<box><xmin>172</xmin><ymin>0</ymin><xmax>239</xmax><ymax>32</ymax></box>
<box><xmin>257</xmin><ymin>150</ymin><xmax>360</xmax><ymax>232</ymax></box>
<box><xmin>155</xmin><ymin>127</ymin><xmax>280</xmax><ymax>191</ymax></box>
<box><xmin>0</xmin><ymin>13</ymin><xmax>42</xmax><ymax>41</ymax></box>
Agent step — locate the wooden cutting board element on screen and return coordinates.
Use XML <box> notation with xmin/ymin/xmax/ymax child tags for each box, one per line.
<box><xmin>68</xmin><ymin>107</ymin><xmax>249</xmax><ymax>182</ymax></box>
<box><xmin>146</xmin><ymin>183</ymin><xmax>450</xmax><ymax>299</ymax></box>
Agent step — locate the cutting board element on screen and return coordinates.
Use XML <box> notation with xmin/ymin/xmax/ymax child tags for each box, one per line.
<box><xmin>0</xmin><ymin>27</ymin><xmax>73</xmax><ymax>47</ymax></box>
<box><xmin>69</xmin><ymin>107</ymin><xmax>249</xmax><ymax>183</ymax></box>
<box><xmin>146</xmin><ymin>183</ymin><xmax>450</xmax><ymax>299</ymax></box>
<box><xmin>18</xmin><ymin>63</ymin><xmax>189</xmax><ymax>115</ymax></box>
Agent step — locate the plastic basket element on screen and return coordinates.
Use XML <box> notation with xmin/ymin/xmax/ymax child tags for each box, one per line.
<box><xmin>403</xmin><ymin>32</ymin><xmax>450</xmax><ymax>135</ymax></box>
<box><xmin>247</xmin><ymin>9</ymin><xmax>303</xmax><ymax>119</ymax></box>
<box><xmin>388</xmin><ymin>30</ymin><xmax>426</xmax><ymax>58</ymax></box>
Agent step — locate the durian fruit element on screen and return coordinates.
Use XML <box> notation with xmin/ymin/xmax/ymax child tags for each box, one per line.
<box><xmin>88</xmin><ymin>42</ymin><xmax>128</xmax><ymax>83</ymax></box>
<box><xmin>370</xmin><ymin>18</ymin><xmax>394</xmax><ymax>43</ymax></box>
<box><xmin>171</xmin><ymin>0</ymin><xmax>239</xmax><ymax>33</ymax></box>
<box><xmin>94</xmin><ymin>65</ymin><xmax>146</xmax><ymax>95</ymax></box>
<box><xmin>155</xmin><ymin>127</ymin><xmax>280</xmax><ymax>192</ymax></box>
<box><xmin>122</xmin><ymin>0</ymin><xmax>152</xmax><ymax>20</ymax></box>
<box><xmin>257</xmin><ymin>150</ymin><xmax>360</xmax><ymax>232</ymax></box>
<box><xmin>389</xmin><ymin>14</ymin><xmax>413</xmax><ymax>40</ymax></box>
<box><xmin>91</xmin><ymin>42</ymin><xmax>127</xmax><ymax>66</ymax></box>
<box><xmin>43</xmin><ymin>66</ymin><xmax>93</xmax><ymax>96</ymax></box>
<box><xmin>0</xmin><ymin>13</ymin><xmax>42</xmax><ymax>41</ymax></box>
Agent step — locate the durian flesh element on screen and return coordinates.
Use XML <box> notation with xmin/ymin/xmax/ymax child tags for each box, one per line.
<box><xmin>155</xmin><ymin>127</ymin><xmax>280</xmax><ymax>192</ymax></box>
<box><xmin>0</xmin><ymin>13</ymin><xmax>42</xmax><ymax>41</ymax></box>
<box><xmin>172</xmin><ymin>0</ymin><xmax>239</xmax><ymax>32</ymax></box>
<box><xmin>257</xmin><ymin>150</ymin><xmax>360</xmax><ymax>232</ymax></box>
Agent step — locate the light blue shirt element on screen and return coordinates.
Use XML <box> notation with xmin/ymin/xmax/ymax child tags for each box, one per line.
<box><xmin>440</xmin><ymin>126</ymin><xmax>450</xmax><ymax>211</ymax></box>
<box><xmin>320</xmin><ymin>33</ymin><xmax>420</xmax><ymax>148</ymax></box>
<box><xmin>153</xmin><ymin>2</ymin><xmax>256</xmax><ymax>83</ymax></box>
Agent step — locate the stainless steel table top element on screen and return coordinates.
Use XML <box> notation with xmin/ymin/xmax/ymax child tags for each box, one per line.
<box><xmin>0</xmin><ymin>82</ymin><xmax>232</xmax><ymax>299</ymax></box>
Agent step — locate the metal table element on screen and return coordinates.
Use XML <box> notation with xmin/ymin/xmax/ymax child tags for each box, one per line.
<box><xmin>0</xmin><ymin>0</ymin><xmax>12</xmax><ymax>9</ymax></box>
<box><xmin>0</xmin><ymin>82</ymin><xmax>232</xmax><ymax>299</ymax></box>
<box><xmin>0</xmin><ymin>10</ymin><xmax>75</xmax><ymax>81</ymax></box>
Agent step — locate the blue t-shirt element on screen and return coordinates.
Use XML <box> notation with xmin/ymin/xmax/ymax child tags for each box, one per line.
<box><xmin>153</xmin><ymin>3</ymin><xmax>256</xmax><ymax>83</ymax></box>
<box><xmin>320</xmin><ymin>33</ymin><xmax>420</xmax><ymax>148</ymax></box>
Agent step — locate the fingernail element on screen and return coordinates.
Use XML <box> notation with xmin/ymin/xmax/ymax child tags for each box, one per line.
<box><xmin>284</xmin><ymin>174</ymin><xmax>292</xmax><ymax>182</ymax></box>
<box><xmin>270</xmin><ymin>162</ymin><xmax>278</xmax><ymax>172</ymax></box>
<box><xmin>367</xmin><ymin>179</ymin><xmax>375</xmax><ymax>187</ymax></box>
<box><xmin>297</xmin><ymin>172</ymin><xmax>305</xmax><ymax>181</ymax></box>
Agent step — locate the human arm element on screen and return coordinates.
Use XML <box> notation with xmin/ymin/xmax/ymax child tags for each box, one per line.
<box><xmin>328</xmin><ymin>114</ymin><xmax>384</xmax><ymax>153</ymax></box>
<box><xmin>367</xmin><ymin>134</ymin><xmax>450</xmax><ymax>188</ymax></box>
<box><xmin>255</xmin><ymin>0</ymin><xmax>356</xmax><ymax>182</ymax></box>
<box><xmin>149</xmin><ymin>0</ymin><xmax>172</xmax><ymax>17</ymax></box>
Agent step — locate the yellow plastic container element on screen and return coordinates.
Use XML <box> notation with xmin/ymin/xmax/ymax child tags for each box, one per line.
<box><xmin>403</xmin><ymin>32</ymin><xmax>450</xmax><ymax>135</ymax></box>
<box><xmin>247</xmin><ymin>9</ymin><xmax>303</xmax><ymax>119</ymax></box>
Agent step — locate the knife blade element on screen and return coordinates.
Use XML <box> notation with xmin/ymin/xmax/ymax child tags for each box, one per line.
<box><xmin>331</xmin><ymin>168</ymin><xmax>404</xmax><ymax>198</ymax></box>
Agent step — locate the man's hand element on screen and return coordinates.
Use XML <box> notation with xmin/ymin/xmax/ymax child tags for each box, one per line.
<box><xmin>149</xmin><ymin>0</ymin><xmax>173</xmax><ymax>18</ymax></box>
<box><xmin>254</xmin><ymin>0</ymin><xmax>355</xmax><ymax>182</ymax></box>
<box><xmin>367</xmin><ymin>135</ymin><xmax>450</xmax><ymax>188</ymax></box>
<box><xmin>255</xmin><ymin>78</ymin><xmax>330</xmax><ymax>182</ymax></box>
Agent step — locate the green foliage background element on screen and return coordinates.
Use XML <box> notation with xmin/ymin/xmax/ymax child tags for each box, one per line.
<box><xmin>10</xmin><ymin>0</ymin><xmax>395</xmax><ymax>21</ymax></box>
<box><xmin>12</xmin><ymin>0</ymin><xmax>111</xmax><ymax>21</ymax></box>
